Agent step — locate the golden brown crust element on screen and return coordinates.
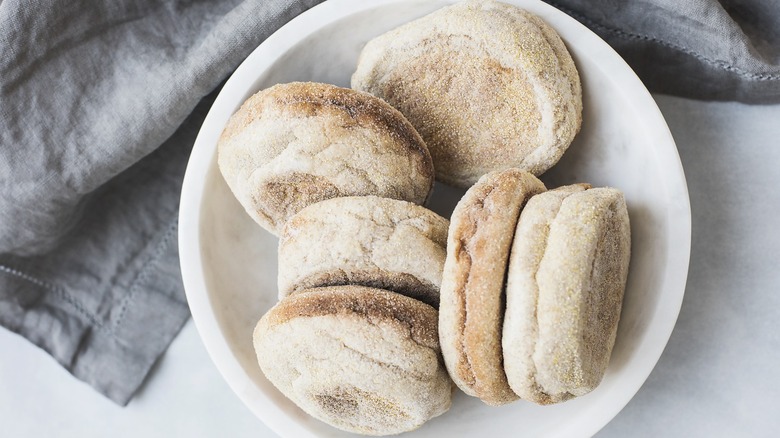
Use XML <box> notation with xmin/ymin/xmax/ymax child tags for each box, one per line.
<box><xmin>438</xmin><ymin>169</ymin><xmax>546</xmax><ymax>405</ymax></box>
<box><xmin>288</xmin><ymin>271</ymin><xmax>440</xmax><ymax>309</ymax></box>
<box><xmin>222</xmin><ymin>82</ymin><xmax>434</xmax><ymax>184</ymax></box>
<box><xmin>277</xmin><ymin>84</ymin><xmax>433</xmax><ymax>178</ymax></box>
<box><xmin>266</xmin><ymin>285</ymin><xmax>440</xmax><ymax>350</ymax></box>
<box><xmin>254</xmin><ymin>285</ymin><xmax>452</xmax><ymax>434</ymax></box>
<box><xmin>217</xmin><ymin>82</ymin><xmax>434</xmax><ymax>235</ymax></box>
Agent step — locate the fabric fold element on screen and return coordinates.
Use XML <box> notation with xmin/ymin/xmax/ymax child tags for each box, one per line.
<box><xmin>546</xmin><ymin>0</ymin><xmax>780</xmax><ymax>102</ymax></box>
<box><xmin>1</xmin><ymin>0</ymin><xmax>325</xmax><ymax>405</ymax></box>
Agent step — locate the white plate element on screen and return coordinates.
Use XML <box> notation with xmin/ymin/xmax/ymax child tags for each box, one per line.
<box><xmin>179</xmin><ymin>0</ymin><xmax>692</xmax><ymax>436</ymax></box>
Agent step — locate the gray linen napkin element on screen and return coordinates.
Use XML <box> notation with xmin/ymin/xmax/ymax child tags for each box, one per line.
<box><xmin>0</xmin><ymin>0</ymin><xmax>323</xmax><ymax>405</ymax></box>
<box><xmin>1</xmin><ymin>0</ymin><xmax>778</xmax><ymax>406</ymax></box>
<box><xmin>549</xmin><ymin>0</ymin><xmax>780</xmax><ymax>102</ymax></box>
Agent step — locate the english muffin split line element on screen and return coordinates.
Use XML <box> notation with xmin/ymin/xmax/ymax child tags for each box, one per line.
<box><xmin>503</xmin><ymin>185</ymin><xmax>631</xmax><ymax>405</ymax></box>
<box><xmin>278</xmin><ymin>196</ymin><xmax>448</xmax><ymax>308</ymax></box>
<box><xmin>438</xmin><ymin>168</ymin><xmax>546</xmax><ymax>406</ymax></box>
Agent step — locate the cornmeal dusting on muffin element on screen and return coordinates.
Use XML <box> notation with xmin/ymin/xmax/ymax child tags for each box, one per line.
<box><xmin>352</xmin><ymin>0</ymin><xmax>581</xmax><ymax>187</ymax></box>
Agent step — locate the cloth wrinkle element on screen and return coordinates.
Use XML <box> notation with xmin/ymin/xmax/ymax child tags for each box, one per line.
<box><xmin>547</xmin><ymin>0</ymin><xmax>780</xmax><ymax>81</ymax></box>
<box><xmin>3</xmin><ymin>12</ymin><xmax>150</xmax><ymax>94</ymax></box>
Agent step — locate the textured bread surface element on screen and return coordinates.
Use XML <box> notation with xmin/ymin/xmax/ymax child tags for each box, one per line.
<box><xmin>278</xmin><ymin>196</ymin><xmax>449</xmax><ymax>308</ymax></box>
<box><xmin>254</xmin><ymin>286</ymin><xmax>452</xmax><ymax>435</ymax></box>
<box><xmin>218</xmin><ymin>81</ymin><xmax>434</xmax><ymax>234</ymax></box>
<box><xmin>503</xmin><ymin>185</ymin><xmax>631</xmax><ymax>404</ymax></box>
<box><xmin>352</xmin><ymin>0</ymin><xmax>582</xmax><ymax>187</ymax></box>
<box><xmin>438</xmin><ymin>169</ymin><xmax>546</xmax><ymax>405</ymax></box>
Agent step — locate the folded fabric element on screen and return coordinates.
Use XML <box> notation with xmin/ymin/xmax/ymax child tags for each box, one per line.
<box><xmin>548</xmin><ymin>0</ymin><xmax>780</xmax><ymax>102</ymax></box>
<box><xmin>0</xmin><ymin>0</ymin><xmax>324</xmax><ymax>405</ymax></box>
<box><xmin>0</xmin><ymin>100</ymin><xmax>201</xmax><ymax>404</ymax></box>
<box><xmin>0</xmin><ymin>0</ymin><xmax>777</xmax><ymax>406</ymax></box>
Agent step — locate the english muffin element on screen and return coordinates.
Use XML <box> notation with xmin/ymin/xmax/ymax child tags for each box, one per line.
<box><xmin>218</xmin><ymin>82</ymin><xmax>434</xmax><ymax>234</ymax></box>
<box><xmin>503</xmin><ymin>185</ymin><xmax>631</xmax><ymax>404</ymax></box>
<box><xmin>352</xmin><ymin>0</ymin><xmax>582</xmax><ymax>187</ymax></box>
<box><xmin>253</xmin><ymin>285</ymin><xmax>452</xmax><ymax>435</ymax></box>
<box><xmin>438</xmin><ymin>169</ymin><xmax>546</xmax><ymax>405</ymax></box>
<box><xmin>278</xmin><ymin>196</ymin><xmax>449</xmax><ymax>308</ymax></box>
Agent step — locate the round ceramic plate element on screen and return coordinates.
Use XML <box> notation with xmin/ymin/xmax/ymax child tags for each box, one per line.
<box><xmin>179</xmin><ymin>0</ymin><xmax>692</xmax><ymax>436</ymax></box>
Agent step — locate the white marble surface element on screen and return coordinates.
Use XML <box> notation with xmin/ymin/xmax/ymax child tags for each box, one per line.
<box><xmin>2</xmin><ymin>95</ymin><xmax>779</xmax><ymax>437</ymax></box>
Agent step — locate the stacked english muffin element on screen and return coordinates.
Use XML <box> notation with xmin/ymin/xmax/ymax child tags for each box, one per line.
<box><xmin>218</xmin><ymin>81</ymin><xmax>434</xmax><ymax>234</ymax></box>
<box><xmin>439</xmin><ymin>171</ymin><xmax>630</xmax><ymax>407</ymax></box>
<box><xmin>219</xmin><ymin>81</ymin><xmax>451</xmax><ymax>435</ymax></box>
<box><xmin>217</xmin><ymin>0</ymin><xmax>631</xmax><ymax>435</ymax></box>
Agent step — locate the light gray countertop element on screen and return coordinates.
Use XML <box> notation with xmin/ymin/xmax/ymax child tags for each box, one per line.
<box><xmin>2</xmin><ymin>94</ymin><xmax>779</xmax><ymax>437</ymax></box>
